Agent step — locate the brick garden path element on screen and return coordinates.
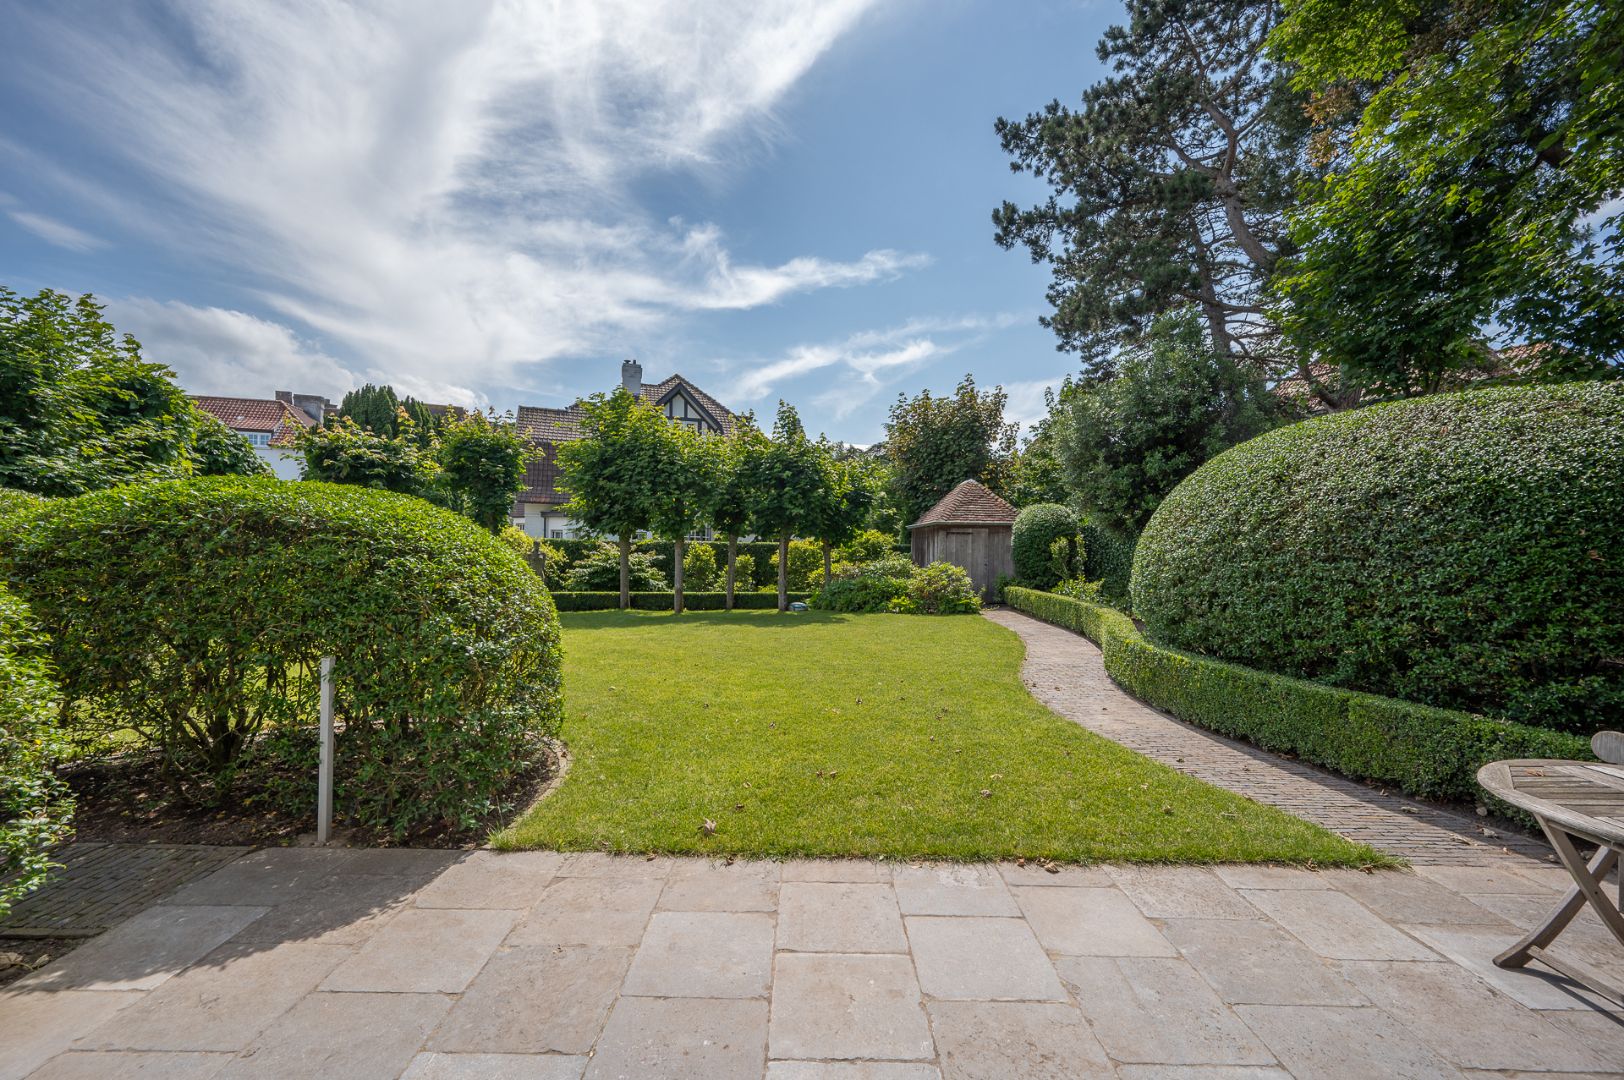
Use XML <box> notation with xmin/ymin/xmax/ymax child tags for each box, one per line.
<box><xmin>982</xmin><ymin>607</ymin><xmax>1555</xmax><ymax>866</ymax></box>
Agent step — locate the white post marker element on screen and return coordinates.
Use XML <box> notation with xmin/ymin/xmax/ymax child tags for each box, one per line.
<box><xmin>317</xmin><ymin>656</ymin><xmax>335</xmax><ymax>846</ymax></box>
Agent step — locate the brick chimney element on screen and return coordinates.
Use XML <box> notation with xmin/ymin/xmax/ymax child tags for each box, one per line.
<box><xmin>621</xmin><ymin>358</ymin><xmax>643</xmax><ymax>396</ymax></box>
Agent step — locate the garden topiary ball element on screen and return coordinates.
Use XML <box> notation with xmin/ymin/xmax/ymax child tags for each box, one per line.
<box><xmin>1011</xmin><ymin>503</ymin><xmax>1079</xmax><ymax>589</ymax></box>
<box><xmin>1130</xmin><ymin>382</ymin><xmax>1624</xmax><ymax>735</ymax></box>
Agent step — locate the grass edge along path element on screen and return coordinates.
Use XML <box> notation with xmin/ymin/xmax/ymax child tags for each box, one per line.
<box><xmin>494</xmin><ymin>611</ymin><xmax>1390</xmax><ymax>867</ymax></box>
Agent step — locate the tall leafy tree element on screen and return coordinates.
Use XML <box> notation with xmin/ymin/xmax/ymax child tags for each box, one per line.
<box><xmin>1005</xmin><ymin>386</ymin><xmax>1074</xmax><ymax>508</ymax></box>
<box><xmin>556</xmin><ymin>390</ymin><xmax>671</xmax><ymax>609</ymax></box>
<box><xmin>1269</xmin><ymin>0</ymin><xmax>1624</xmax><ymax>394</ymax></box>
<box><xmin>436</xmin><ymin>409</ymin><xmax>535</xmax><ymax>533</ymax></box>
<box><xmin>649</xmin><ymin>422</ymin><xmax>722</xmax><ymax>614</ymax></box>
<box><xmin>808</xmin><ymin>449</ymin><xmax>877</xmax><ymax>588</ymax></box>
<box><xmin>1</xmin><ymin>287</ymin><xmax>198</xmax><ymax>495</ymax></box>
<box><xmin>883</xmin><ymin>375</ymin><xmax>1016</xmax><ymax>528</ymax></box>
<box><xmin>1053</xmin><ymin>309</ymin><xmax>1278</xmax><ymax>532</ymax></box>
<box><xmin>743</xmin><ymin>401</ymin><xmax>828</xmax><ymax>612</ymax></box>
<box><xmin>711</xmin><ymin>419</ymin><xmax>767</xmax><ymax>611</ymax></box>
<box><xmin>994</xmin><ymin>0</ymin><xmax>1310</xmax><ymax>383</ymax></box>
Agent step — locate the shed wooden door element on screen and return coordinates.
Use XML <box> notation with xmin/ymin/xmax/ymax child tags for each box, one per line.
<box><xmin>944</xmin><ymin>529</ymin><xmax>980</xmax><ymax>587</ymax></box>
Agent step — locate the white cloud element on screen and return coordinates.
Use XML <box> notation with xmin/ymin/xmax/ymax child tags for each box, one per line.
<box><xmin>8</xmin><ymin>210</ymin><xmax>103</xmax><ymax>252</ymax></box>
<box><xmin>1001</xmin><ymin>376</ymin><xmax>1070</xmax><ymax>436</ymax></box>
<box><xmin>736</xmin><ymin>313</ymin><xmax>1026</xmax><ymax>421</ymax></box>
<box><xmin>6</xmin><ymin>0</ymin><xmax>908</xmax><ymax>395</ymax></box>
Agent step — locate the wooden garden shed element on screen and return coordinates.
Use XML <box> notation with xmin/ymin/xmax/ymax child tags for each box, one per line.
<box><xmin>908</xmin><ymin>480</ymin><xmax>1017</xmax><ymax>599</ymax></box>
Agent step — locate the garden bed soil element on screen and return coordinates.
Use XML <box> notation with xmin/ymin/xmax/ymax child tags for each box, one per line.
<box><xmin>58</xmin><ymin>740</ymin><xmax>562</xmax><ymax>850</ymax></box>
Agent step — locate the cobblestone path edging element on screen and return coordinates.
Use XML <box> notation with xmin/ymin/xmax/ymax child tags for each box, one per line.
<box><xmin>983</xmin><ymin>607</ymin><xmax>1553</xmax><ymax>866</ymax></box>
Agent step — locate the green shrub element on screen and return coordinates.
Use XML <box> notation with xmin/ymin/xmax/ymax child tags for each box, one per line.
<box><xmin>730</xmin><ymin>552</ymin><xmax>756</xmax><ymax>591</ymax></box>
<box><xmin>0</xmin><ymin>487</ymin><xmax>46</xmax><ymax>517</ymax></box>
<box><xmin>811</xmin><ymin>555</ymin><xmax>914</xmax><ymax>613</ymax></box>
<box><xmin>1005</xmin><ymin>587</ymin><xmax>1591</xmax><ymax>803</ymax></box>
<box><xmin>3</xmin><ymin>478</ymin><xmax>563</xmax><ymax>835</ymax></box>
<box><xmin>561</xmin><ymin>542</ymin><xmax>669</xmax><ymax>591</ymax></box>
<box><xmin>536</xmin><ymin>539</ymin><xmax>780</xmax><ymax>587</ymax></box>
<box><xmin>550</xmin><ymin>591</ymin><xmax>811</xmax><ymax>611</ymax></box>
<box><xmin>1011</xmin><ymin>504</ymin><xmax>1078</xmax><ymax>588</ymax></box>
<box><xmin>770</xmin><ymin>539</ymin><xmax>824</xmax><ymax>591</ymax></box>
<box><xmin>900</xmin><ymin>561</ymin><xmax>981</xmax><ymax>615</ymax></box>
<box><xmin>835</xmin><ymin>529</ymin><xmax>898</xmax><ymax>565</ymax></box>
<box><xmin>1079</xmin><ymin>515</ymin><xmax>1135</xmax><ymax>605</ymax></box>
<box><xmin>499</xmin><ymin>525</ymin><xmax>535</xmax><ymax>558</ymax></box>
<box><xmin>1053</xmin><ymin>577</ymin><xmax>1105</xmax><ymax>604</ymax></box>
<box><xmin>1132</xmin><ymin>383</ymin><xmax>1624</xmax><ymax>735</ymax></box>
<box><xmin>682</xmin><ymin>543</ymin><xmax>719</xmax><ymax>590</ymax></box>
<box><xmin>0</xmin><ymin>583</ymin><xmax>73</xmax><ymax>919</ymax></box>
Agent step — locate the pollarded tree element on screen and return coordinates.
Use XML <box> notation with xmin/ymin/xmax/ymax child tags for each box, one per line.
<box><xmin>556</xmin><ymin>390</ymin><xmax>671</xmax><ymax>609</ymax></box>
<box><xmin>743</xmin><ymin>401</ymin><xmax>828</xmax><ymax>612</ymax></box>
<box><xmin>994</xmin><ymin>0</ymin><xmax>1313</xmax><ymax>387</ymax></box>
<box><xmin>884</xmin><ymin>375</ymin><xmax>1017</xmax><ymax>529</ymax></box>
<box><xmin>809</xmin><ymin>449</ymin><xmax>877</xmax><ymax>589</ymax></box>
<box><xmin>436</xmin><ymin>409</ymin><xmax>535</xmax><ymax>534</ymax></box>
<box><xmin>712</xmin><ymin>419</ymin><xmax>767</xmax><ymax>611</ymax></box>
<box><xmin>649</xmin><ymin>421</ymin><xmax>723</xmax><ymax>614</ymax></box>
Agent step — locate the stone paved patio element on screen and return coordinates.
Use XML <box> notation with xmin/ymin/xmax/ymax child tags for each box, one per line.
<box><xmin>2</xmin><ymin>848</ymin><xmax>1622</xmax><ymax>1079</ymax></box>
<box><xmin>982</xmin><ymin>608</ymin><xmax>1555</xmax><ymax>865</ymax></box>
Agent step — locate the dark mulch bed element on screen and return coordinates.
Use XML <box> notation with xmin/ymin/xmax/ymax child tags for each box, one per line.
<box><xmin>59</xmin><ymin>741</ymin><xmax>560</xmax><ymax>850</ymax></box>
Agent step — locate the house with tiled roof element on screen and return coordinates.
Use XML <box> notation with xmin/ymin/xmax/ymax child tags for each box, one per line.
<box><xmin>513</xmin><ymin>359</ymin><xmax>739</xmax><ymax>538</ymax></box>
<box><xmin>907</xmin><ymin>479</ymin><xmax>1017</xmax><ymax>599</ymax></box>
<box><xmin>191</xmin><ymin>391</ymin><xmax>334</xmax><ymax>479</ymax></box>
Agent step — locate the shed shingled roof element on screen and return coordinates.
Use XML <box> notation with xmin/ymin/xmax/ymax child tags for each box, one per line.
<box><xmin>910</xmin><ymin>480</ymin><xmax>1018</xmax><ymax>528</ymax></box>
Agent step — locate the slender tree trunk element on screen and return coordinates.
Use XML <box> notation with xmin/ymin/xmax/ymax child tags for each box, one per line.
<box><xmin>725</xmin><ymin>535</ymin><xmax>738</xmax><ymax>611</ymax></box>
<box><xmin>618</xmin><ymin>533</ymin><xmax>631</xmax><ymax>610</ymax></box>
<box><xmin>777</xmin><ymin>533</ymin><xmax>789</xmax><ymax>613</ymax></box>
<box><xmin>822</xmin><ymin>539</ymin><xmax>832</xmax><ymax>589</ymax></box>
<box><xmin>673</xmin><ymin>537</ymin><xmax>686</xmax><ymax>615</ymax></box>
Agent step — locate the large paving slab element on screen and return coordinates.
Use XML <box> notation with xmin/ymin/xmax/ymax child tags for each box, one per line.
<box><xmin>4</xmin><ymin>847</ymin><xmax>1621</xmax><ymax>1079</ymax></box>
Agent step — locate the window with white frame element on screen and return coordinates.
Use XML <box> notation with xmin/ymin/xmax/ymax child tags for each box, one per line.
<box><xmin>243</xmin><ymin>431</ymin><xmax>271</xmax><ymax>446</ymax></box>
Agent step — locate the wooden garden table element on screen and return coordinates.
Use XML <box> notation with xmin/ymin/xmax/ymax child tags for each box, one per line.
<box><xmin>1477</xmin><ymin>734</ymin><xmax>1624</xmax><ymax>1006</ymax></box>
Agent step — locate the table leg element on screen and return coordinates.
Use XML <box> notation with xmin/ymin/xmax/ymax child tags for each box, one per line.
<box><xmin>1495</xmin><ymin>826</ymin><xmax>1621</xmax><ymax>970</ymax></box>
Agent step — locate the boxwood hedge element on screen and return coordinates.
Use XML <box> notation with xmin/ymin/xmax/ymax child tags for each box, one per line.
<box><xmin>551</xmin><ymin>591</ymin><xmax>810</xmax><ymax>612</ymax></box>
<box><xmin>1</xmin><ymin>583</ymin><xmax>72</xmax><ymax>918</ymax></box>
<box><xmin>1132</xmin><ymin>383</ymin><xmax>1624</xmax><ymax>735</ymax></box>
<box><xmin>1006</xmin><ymin>587</ymin><xmax>1590</xmax><ymax>805</ymax></box>
<box><xmin>2</xmin><ymin>478</ymin><xmax>563</xmax><ymax>835</ymax></box>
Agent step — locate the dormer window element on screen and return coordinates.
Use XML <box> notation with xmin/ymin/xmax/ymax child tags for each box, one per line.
<box><xmin>665</xmin><ymin>391</ymin><xmax>711</xmax><ymax>433</ymax></box>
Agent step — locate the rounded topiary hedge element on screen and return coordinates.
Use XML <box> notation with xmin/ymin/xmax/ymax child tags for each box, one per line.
<box><xmin>1012</xmin><ymin>503</ymin><xmax>1079</xmax><ymax>588</ymax></box>
<box><xmin>1131</xmin><ymin>382</ymin><xmax>1624</xmax><ymax>735</ymax></box>
<box><xmin>1</xmin><ymin>582</ymin><xmax>72</xmax><ymax>918</ymax></box>
<box><xmin>3</xmin><ymin>477</ymin><xmax>563</xmax><ymax>834</ymax></box>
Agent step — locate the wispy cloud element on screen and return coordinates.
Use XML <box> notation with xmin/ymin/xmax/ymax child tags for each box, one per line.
<box><xmin>3</xmin><ymin>1</ymin><xmax>907</xmax><ymax>401</ymax></box>
<box><xmin>737</xmin><ymin>313</ymin><xmax>1026</xmax><ymax>421</ymax></box>
<box><xmin>8</xmin><ymin>209</ymin><xmax>103</xmax><ymax>252</ymax></box>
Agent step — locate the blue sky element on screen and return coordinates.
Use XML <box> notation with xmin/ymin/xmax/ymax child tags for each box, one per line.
<box><xmin>0</xmin><ymin>1</ymin><xmax>1117</xmax><ymax>443</ymax></box>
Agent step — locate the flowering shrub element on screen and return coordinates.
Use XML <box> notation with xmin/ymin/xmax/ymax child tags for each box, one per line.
<box><xmin>896</xmin><ymin>561</ymin><xmax>981</xmax><ymax>615</ymax></box>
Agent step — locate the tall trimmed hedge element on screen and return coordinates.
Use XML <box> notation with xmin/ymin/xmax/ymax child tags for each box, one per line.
<box><xmin>1</xmin><ymin>583</ymin><xmax>72</xmax><ymax>918</ymax></box>
<box><xmin>1133</xmin><ymin>383</ymin><xmax>1624</xmax><ymax>735</ymax></box>
<box><xmin>1011</xmin><ymin>503</ymin><xmax>1078</xmax><ymax>588</ymax></box>
<box><xmin>3</xmin><ymin>478</ymin><xmax>563</xmax><ymax>835</ymax></box>
<box><xmin>1079</xmin><ymin>514</ymin><xmax>1135</xmax><ymax>605</ymax></box>
<box><xmin>1005</xmin><ymin>587</ymin><xmax>1590</xmax><ymax>804</ymax></box>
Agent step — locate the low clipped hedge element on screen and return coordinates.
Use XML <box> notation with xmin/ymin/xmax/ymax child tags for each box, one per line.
<box><xmin>1005</xmin><ymin>587</ymin><xmax>1589</xmax><ymax>804</ymax></box>
<box><xmin>1</xmin><ymin>583</ymin><xmax>73</xmax><ymax>919</ymax></box>
<box><xmin>551</xmin><ymin>591</ymin><xmax>810</xmax><ymax>612</ymax></box>
<box><xmin>1132</xmin><ymin>383</ymin><xmax>1624</xmax><ymax>735</ymax></box>
<box><xmin>3</xmin><ymin>478</ymin><xmax>563</xmax><ymax>835</ymax></box>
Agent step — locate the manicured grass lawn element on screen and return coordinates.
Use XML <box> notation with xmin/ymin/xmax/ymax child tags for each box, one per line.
<box><xmin>494</xmin><ymin>611</ymin><xmax>1388</xmax><ymax>865</ymax></box>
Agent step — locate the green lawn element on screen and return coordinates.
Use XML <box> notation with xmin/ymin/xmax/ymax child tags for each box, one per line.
<box><xmin>494</xmin><ymin>611</ymin><xmax>1388</xmax><ymax>865</ymax></box>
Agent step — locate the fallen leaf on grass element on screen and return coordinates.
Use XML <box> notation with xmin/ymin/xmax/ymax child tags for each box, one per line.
<box><xmin>700</xmin><ymin>819</ymin><xmax>717</xmax><ymax>836</ymax></box>
<box><xmin>979</xmin><ymin>789</ymin><xmax>992</xmax><ymax>798</ymax></box>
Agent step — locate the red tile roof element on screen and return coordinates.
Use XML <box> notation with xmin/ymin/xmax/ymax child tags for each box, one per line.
<box><xmin>515</xmin><ymin>374</ymin><xmax>738</xmax><ymax>506</ymax></box>
<box><xmin>910</xmin><ymin>480</ymin><xmax>1018</xmax><ymax>527</ymax></box>
<box><xmin>191</xmin><ymin>396</ymin><xmax>314</xmax><ymax>447</ymax></box>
